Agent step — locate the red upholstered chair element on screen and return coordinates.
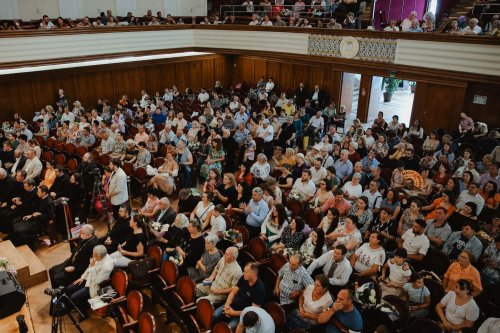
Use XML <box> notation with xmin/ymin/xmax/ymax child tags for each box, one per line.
<box><xmin>66</xmin><ymin>159</ymin><xmax>78</xmax><ymax>173</ymax></box>
<box><xmin>304</xmin><ymin>208</ymin><xmax>322</xmax><ymax>228</ymax></box>
<box><xmin>212</xmin><ymin>322</ymin><xmax>232</xmax><ymax>333</ymax></box>
<box><xmin>115</xmin><ymin>290</ymin><xmax>144</xmax><ymax>333</ymax></box>
<box><xmin>147</xmin><ymin>245</ymin><xmax>163</xmax><ymax>272</ymax></box>
<box><xmin>65</xmin><ymin>143</ymin><xmax>77</xmax><ymax>156</ymax></box>
<box><xmin>238</xmin><ymin>237</ymin><xmax>268</xmax><ymax>267</ymax></box>
<box><xmin>268</xmin><ymin>253</ymin><xmax>287</xmax><ymax>274</ymax></box>
<box><xmin>263</xmin><ymin>302</ymin><xmax>286</xmax><ymax>333</ymax></box>
<box><xmin>54</xmin><ymin>153</ymin><xmax>66</xmax><ymax>166</ymax></box>
<box><xmin>185</xmin><ymin>299</ymin><xmax>214</xmax><ymax>333</ymax></box>
<box><xmin>286</xmin><ymin>198</ymin><xmax>304</xmax><ymax>218</ymax></box>
<box><xmin>138</xmin><ymin>312</ymin><xmax>156</xmax><ymax>333</ymax></box>
<box><xmin>76</xmin><ymin>146</ymin><xmax>87</xmax><ymax>157</ymax></box>
<box><xmin>94</xmin><ymin>269</ymin><xmax>129</xmax><ymax>317</ymax></box>
<box><xmin>42</xmin><ymin>150</ymin><xmax>54</xmax><ymax>163</ymax></box>
<box><xmin>122</xmin><ymin>162</ymin><xmax>134</xmax><ymax>176</ymax></box>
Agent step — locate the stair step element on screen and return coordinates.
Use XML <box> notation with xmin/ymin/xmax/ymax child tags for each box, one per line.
<box><xmin>0</xmin><ymin>240</ymin><xmax>30</xmax><ymax>284</ymax></box>
<box><xmin>17</xmin><ymin>245</ymin><xmax>48</xmax><ymax>289</ymax></box>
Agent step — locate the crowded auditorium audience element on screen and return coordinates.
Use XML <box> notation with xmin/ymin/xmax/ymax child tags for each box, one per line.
<box><xmin>0</xmin><ymin>67</ymin><xmax>499</xmax><ymax>332</ymax></box>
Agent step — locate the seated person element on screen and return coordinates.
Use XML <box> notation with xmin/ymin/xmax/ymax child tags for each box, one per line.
<box><xmin>328</xmin><ymin>215</ymin><xmax>363</xmax><ymax>258</ymax></box>
<box><xmin>103</xmin><ymin>204</ymin><xmax>133</xmax><ymax>253</ymax></box>
<box><xmin>350</xmin><ymin>231</ymin><xmax>386</xmax><ymax>278</ymax></box>
<box><xmin>196</xmin><ymin>247</ymin><xmax>242</xmax><ymax>305</ymax></box>
<box><xmin>379</xmin><ymin>248</ymin><xmax>412</xmax><ymax>297</ymax></box>
<box><xmin>260</xmin><ymin>204</ymin><xmax>288</xmax><ymax>247</ymax></box>
<box><xmin>307</xmin><ymin>244</ymin><xmax>352</xmax><ymax>291</ymax></box>
<box><xmin>203</xmin><ymin>204</ymin><xmax>226</xmax><ymax>238</ymax></box>
<box><xmin>479</xmin><ymin>235</ymin><xmax>500</xmax><ymax>288</ymax></box>
<box><xmin>435</xmin><ymin>279</ymin><xmax>479</xmax><ymax>333</ymax></box>
<box><xmin>443</xmin><ymin>250</ymin><xmax>482</xmax><ymax>297</ymax></box>
<box><xmin>65</xmin><ymin>245</ymin><xmax>114</xmax><ymax>320</ymax></box>
<box><xmin>49</xmin><ymin>224</ymin><xmax>99</xmax><ymax>288</ymax></box>
<box><xmin>317</xmin><ymin>289</ymin><xmax>363</xmax><ymax>333</ymax></box>
<box><xmin>235</xmin><ymin>307</ymin><xmax>274</xmax><ymax>333</ymax></box>
<box><xmin>274</xmin><ymin>253</ymin><xmax>314</xmax><ymax>312</ymax></box>
<box><xmin>397</xmin><ymin>219</ymin><xmax>429</xmax><ymax>263</ymax></box>
<box><xmin>402</xmin><ymin>272</ymin><xmax>431</xmax><ymax>319</ymax></box>
<box><xmin>442</xmin><ymin>221</ymin><xmax>483</xmax><ymax>261</ymax></box>
<box><xmin>286</xmin><ymin>274</ymin><xmax>334</xmax><ymax>331</ymax></box>
<box><xmin>109</xmin><ymin>214</ymin><xmax>146</xmax><ymax>268</ymax></box>
<box><xmin>213</xmin><ymin>263</ymin><xmax>266</xmax><ymax>330</ymax></box>
<box><xmin>187</xmin><ymin>235</ymin><xmax>222</xmax><ymax>282</ymax></box>
<box><xmin>270</xmin><ymin>217</ymin><xmax>306</xmax><ymax>254</ymax></box>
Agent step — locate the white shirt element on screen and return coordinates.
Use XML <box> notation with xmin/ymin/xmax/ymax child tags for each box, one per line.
<box><xmin>462</xmin><ymin>25</ymin><xmax>482</xmax><ymax>35</ymax></box>
<box><xmin>23</xmin><ymin>157</ymin><xmax>43</xmax><ymax>180</ymax></box>
<box><xmin>261</xmin><ymin>21</ymin><xmax>273</xmax><ymax>26</ymax></box>
<box><xmin>265</xmin><ymin>81</ymin><xmax>275</xmax><ymax>92</ymax></box>
<box><xmin>257</xmin><ymin>125</ymin><xmax>274</xmax><ymax>142</ymax></box>
<box><xmin>307</xmin><ymin>252</ymin><xmax>352</xmax><ymax>286</ymax></box>
<box><xmin>455</xmin><ymin>190</ymin><xmax>485</xmax><ymax>215</ymax></box>
<box><xmin>478</xmin><ymin>318</ymin><xmax>500</xmax><ymax>333</ymax></box>
<box><xmin>194</xmin><ymin>202</ymin><xmax>214</xmax><ymax>221</ymax></box>
<box><xmin>249</xmin><ymin>20</ymin><xmax>260</xmax><ymax>26</ymax></box>
<box><xmin>108</xmin><ymin>168</ymin><xmax>128</xmax><ymax>205</ymax></box>
<box><xmin>441</xmin><ymin>291</ymin><xmax>479</xmax><ymax>326</ymax></box>
<box><xmin>309</xmin><ymin>116</ymin><xmax>324</xmax><ymax>129</ymax></box>
<box><xmin>310</xmin><ymin>166</ymin><xmax>327</xmax><ymax>185</ymax></box>
<box><xmin>361</xmin><ymin>190</ymin><xmax>382</xmax><ymax>209</ymax></box>
<box><xmin>198</xmin><ymin>92</ymin><xmax>210</xmax><ymax>103</ymax></box>
<box><xmin>342</xmin><ymin>182</ymin><xmax>363</xmax><ymax>200</ymax></box>
<box><xmin>292</xmin><ymin>178</ymin><xmax>316</xmax><ymax>198</ymax></box>
<box><xmin>354</xmin><ymin>243</ymin><xmax>385</xmax><ymax>274</ymax></box>
<box><xmin>81</xmin><ymin>254</ymin><xmax>114</xmax><ymax>297</ymax></box>
<box><xmin>383</xmin><ymin>25</ymin><xmax>400</xmax><ymax>32</ymax></box>
<box><xmin>402</xmin><ymin>229</ymin><xmax>429</xmax><ymax>255</ymax></box>
<box><xmin>209</xmin><ymin>214</ymin><xmax>226</xmax><ymax>236</ymax></box>
<box><xmin>61</xmin><ymin>112</ymin><xmax>75</xmax><ymax>124</ymax></box>
<box><xmin>302</xmin><ymin>284</ymin><xmax>333</xmax><ymax>323</ymax></box>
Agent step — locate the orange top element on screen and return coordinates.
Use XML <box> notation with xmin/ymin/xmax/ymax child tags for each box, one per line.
<box><xmin>444</xmin><ymin>262</ymin><xmax>482</xmax><ymax>294</ymax></box>
<box><xmin>425</xmin><ymin>197</ymin><xmax>455</xmax><ymax>220</ymax></box>
<box><xmin>480</xmin><ymin>191</ymin><xmax>500</xmax><ymax>208</ymax></box>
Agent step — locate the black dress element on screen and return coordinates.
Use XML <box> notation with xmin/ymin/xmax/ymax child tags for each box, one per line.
<box><xmin>213</xmin><ymin>184</ymin><xmax>237</xmax><ymax>208</ymax></box>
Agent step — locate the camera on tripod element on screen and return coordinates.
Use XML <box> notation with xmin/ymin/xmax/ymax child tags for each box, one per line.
<box><xmin>45</xmin><ymin>287</ymin><xmax>85</xmax><ymax>333</ymax></box>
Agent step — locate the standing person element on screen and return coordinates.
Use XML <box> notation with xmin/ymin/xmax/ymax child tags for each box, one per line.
<box><xmin>107</xmin><ymin>158</ymin><xmax>129</xmax><ymax>221</ymax></box>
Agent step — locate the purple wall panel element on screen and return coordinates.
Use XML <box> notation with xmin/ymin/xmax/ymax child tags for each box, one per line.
<box><xmin>373</xmin><ymin>0</ymin><xmax>428</xmax><ymax>29</ymax></box>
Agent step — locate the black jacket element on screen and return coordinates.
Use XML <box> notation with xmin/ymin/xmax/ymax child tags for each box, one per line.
<box><xmin>50</xmin><ymin>174</ymin><xmax>71</xmax><ymax>198</ymax></box>
<box><xmin>77</xmin><ymin>161</ymin><xmax>99</xmax><ymax>192</ymax></box>
<box><xmin>155</xmin><ymin>207</ymin><xmax>176</xmax><ymax>226</ymax></box>
<box><xmin>11</xmin><ymin>156</ymin><xmax>27</xmax><ymax>174</ymax></box>
<box><xmin>0</xmin><ymin>174</ymin><xmax>16</xmax><ymax>203</ymax></box>
<box><xmin>36</xmin><ymin>196</ymin><xmax>55</xmax><ymax>223</ymax></box>
<box><xmin>68</xmin><ymin>236</ymin><xmax>100</xmax><ymax>277</ymax></box>
<box><xmin>0</xmin><ymin>149</ymin><xmax>15</xmax><ymax>166</ymax></box>
<box><xmin>19</xmin><ymin>188</ymin><xmax>39</xmax><ymax>215</ymax></box>
<box><xmin>108</xmin><ymin>216</ymin><xmax>133</xmax><ymax>246</ymax></box>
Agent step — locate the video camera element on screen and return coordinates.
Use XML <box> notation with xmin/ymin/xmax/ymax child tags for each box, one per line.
<box><xmin>44</xmin><ymin>286</ymin><xmax>65</xmax><ymax>297</ymax></box>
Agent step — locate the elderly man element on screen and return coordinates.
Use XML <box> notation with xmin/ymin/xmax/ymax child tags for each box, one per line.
<box><xmin>65</xmin><ymin>245</ymin><xmax>114</xmax><ymax>318</ymax></box>
<box><xmin>318</xmin><ymin>289</ymin><xmax>363</xmax><ymax>333</ymax></box>
<box><xmin>0</xmin><ymin>178</ymin><xmax>38</xmax><ymax>230</ymax></box>
<box><xmin>213</xmin><ymin>262</ymin><xmax>266</xmax><ymax>330</ymax></box>
<box><xmin>360</xmin><ymin>180</ymin><xmax>382</xmax><ymax>213</ymax></box>
<box><xmin>49</xmin><ymin>224</ymin><xmax>99</xmax><ymax>287</ymax></box>
<box><xmin>0</xmin><ymin>168</ymin><xmax>16</xmax><ymax>207</ymax></box>
<box><xmin>304</xmin><ymin>110</ymin><xmax>325</xmax><ymax>141</ymax></box>
<box><xmin>159</xmin><ymin>124</ymin><xmax>176</xmax><ymax>145</ymax></box>
<box><xmin>107</xmin><ymin>158</ymin><xmax>129</xmax><ymax>220</ymax></box>
<box><xmin>307</xmin><ymin>244</ymin><xmax>352</xmax><ymax>291</ymax></box>
<box><xmin>256</xmin><ymin>118</ymin><xmax>274</xmax><ymax>158</ymax></box>
<box><xmin>23</xmin><ymin>148</ymin><xmax>43</xmax><ymax>181</ymax></box>
<box><xmin>283</xmin><ymin>99</ymin><xmax>296</xmax><ymax>116</ymax></box>
<box><xmin>292</xmin><ymin>169</ymin><xmax>316</xmax><ymax>202</ymax></box>
<box><xmin>79</xmin><ymin>127</ymin><xmax>96</xmax><ymax>148</ymax></box>
<box><xmin>98</xmin><ymin>130</ymin><xmax>115</xmax><ymax>155</ymax></box>
<box><xmin>244</xmin><ymin>187</ymin><xmax>270</xmax><ymax>239</ymax></box>
<box><xmin>196</xmin><ymin>247</ymin><xmax>242</xmax><ymax>305</ymax></box>
<box><xmin>274</xmin><ymin>253</ymin><xmax>314</xmax><ymax>312</ymax></box>
<box><xmin>461</xmin><ymin>18</ymin><xmax>482</xmax><ymax>35</ymax></box>
<box><xmin>334</xmin><ymin>150</ymin><xmax>353</xmax><ymax>182</ymax></box>
<box><xmin>400</xmin><ymin>11</ymin><xmax>419</xmax><ymax>32</ymax></box>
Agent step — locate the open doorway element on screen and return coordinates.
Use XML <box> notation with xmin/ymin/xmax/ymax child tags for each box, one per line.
<box><xmin>366</xmin><ymin>77</ymin><xmax>415</xmax><ymax>127</ymax></box>
<box><xmin>341</xmin><ymin>72</ymin><xmax>361</xmax><ymax>129</ymax></box>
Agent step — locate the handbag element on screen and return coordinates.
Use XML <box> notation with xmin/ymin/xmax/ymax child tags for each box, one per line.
<box><xmin>128</xmin><ymin>257</ymin><xmax>157</xmax><ymax>280</ymax></box>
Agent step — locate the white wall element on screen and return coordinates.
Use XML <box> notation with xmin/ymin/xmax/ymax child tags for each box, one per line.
<box><xmin>11</xmin><ymin>0</ymin><xmax>186</xmax><ymax>20</ymax></box>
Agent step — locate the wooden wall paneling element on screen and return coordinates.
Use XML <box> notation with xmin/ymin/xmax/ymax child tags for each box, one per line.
<box><xmin>266</xmin><ymin>60</ymin><xmax>281</xmax><ymax>85</ymax></box>
<box><xmin>0</xmin><ymin>82</ymin><xmax>12</xmax><ymax>115</ymax></box>
<box><xmin>7</xmin><ymin>79</ymin><xmax>36</xmax><ymax>121</ymax></box>
<box><xmin>202</xmin><ymin>58</ymin><xmax>215</xmax><ymax>89</ymax></box>
<box><xmin>213</xmin><ymin>56</ymin><xmax>227</xmax><ymax>88</ymax></box>
<box><xmin>112</xmin><ymin>69</ymin><xmax>131</xmax><ymax>101</ymax></box>
<box><xmin>144</xmin><ymin>65</ymin><xmax>163</xmax><ymax>95</ymax></box>
<box><xmin>129</xmin><ymin>67</ymin><xmax>147</xmax><ymax>99</ymax></box>
<box><xmin>278</xmin><ymin>63</ymin><xmax>294</xmax><ymax>94</ymax></box>
<box><xmin>93</xmin><ymin>70</ymin><xmax>115</xmax><ymax>103</ymax></box>
<box><xmin>253</xmin><ymin>58</ymin><xmax>267</xmax><ymax>85</ymax></box>
<box><xmin>74</xmin><ymin>72</ymin><xmax>96</xmax><ymax>108</ymax></box>
<box><xmin>161</xmin><ymin>63</ymin><xmax>177</xmax><ymax>89</ymax></box>
<box><xmin>189</xmin><ymin>60</ymin><xmax>204</xmax><ymax>90</ymax></box>
<box><xmin>238</xmin><ymin>57</ymin><xmax>254</xmax><ymax>85</ymax></box>
<box><xmin>462</xmin><ymin>83</ymin><xmax>500</xmax><ymax>128</ymax></box>
<box><xmin>50</xmin><ymin>73</ymin><xmax>77</xmax><ymax>108</ymax></box>
<box><xmin>175</xmin><ymin>62</ymin><xmax>190</xmax><ymax>92</ymax></box>
<box><xmin>308</xmin><ymin>66</ymin><xmax>325</xmax><ymax>93</ymax></box>
<box><xmin>331</xmin><ymin>71</ymin><xmax>343</xmax><ymax>107</ymax></box>
<box><xmin>31</xmin><ymin>75</ymin><xmax>55</xmax><ymax>111</ymax></box>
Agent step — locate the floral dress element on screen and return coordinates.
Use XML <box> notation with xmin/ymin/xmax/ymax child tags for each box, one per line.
<box><xmin>343</xmin><ymin>206</ymin><xmax>373</xmax><ymax>234</ymax></box>
<box><xmin>400</xmin><ymin>208</ymin><xmax>424</xmax><ymax>234</ymax></box>
<box><xmin>200</xmin><ymin>147</ymin><xmax>225</xmax><ymax>179</ymax></box>
<box><xmin>280</xmin><ymin>226</ymin><xmax>305</xmax><ymax>250</ymax></box>
<box><xmin>300</xmin><ymin>237</ymin><xmax>327</xmax><ymax>266</ymax></box>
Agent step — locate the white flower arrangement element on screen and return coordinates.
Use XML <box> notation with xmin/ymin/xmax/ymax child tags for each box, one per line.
<box><xmin>169</xmin><ymin>250</ymin><xmax>184</xmax><ymax>266</ymax></box>
<box><xmin>149</xmin><ymin>221</ymin><xmax>162</xmax><ymax>232</ymax></box>
<box><xmin>0</xmin><ymin>257</ymin><xmax>17</xmax><ymax>276</ymax></box>
<box><xmin>2</xmin><ymin>122</ymin><xmax>11</xmax><ymax>130</ymax></box>
<box><xmin>289</xmin><ymin>190</ymin><xmax>304</xmax><ymax>201</ymax></box>
<box><xmin>376</xmin><ymin>301</ymin><xmax>400</xmax><ymax>322</ymax></box>
<box><xmin>188</xmin><ymin>141</ymin><xmax>201</xmax><ymax>151</ymax></box>
<box><xmin>354</xmin><ymin>282</ymin><xmax>378</xmax><ymax>308</ymax></box>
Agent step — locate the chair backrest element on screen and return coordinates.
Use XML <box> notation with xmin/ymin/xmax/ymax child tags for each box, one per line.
<box><xmin>196</xmin><ymin>298</ymin><xmax>214</xmax><ymax>331</ymax></box>
<box><xmin>409</xmin><ymin>318</ymin><xmax>441</xmax><ymax>333</ymax></box>
<box><xmin>424</xmin><ymin>278</ymin><xmax>445</xmax><ymax>310</ymax></box>
<box><xmin>304</xmin><ymin>208</ymin><xmax>322</xmax><ymax>229</ymax></box>
<box><xmin>382</xmin><ymin>295</ymin><xmax>409</xmax><ymax>327</ymax></box>
<box><xmin>76</xmin><ymin>145</ymin><xmax>87</xmax><ymax>157</ymax></box>
<box><xmin>233</xmin><ymin>225</ymin><xmax>249</xmax><ymax>245</ymax></box>
<box><xmin>221</xmin><ymin>213</ymin><xmax>233</xmax><ymax>230</ymax></box>
<box><xmin>138</xmin><ymin>312</ymin><xmax>156</xmax><ymax>333</ymax></box>
<box><xmin>154</xmin><ymin>157</ymin><xmax>165</xmax><ymax>168</ymax></box>
<box><xmin>112</xmin><ymin>269</ymin><xmax>129</xmax><ymax>297</ymax></box>
<box><xmin>134</xmin><ymin>167</ymin><xmax>148</xmax><ymax>181</ymax></box>
<box><xmin>65</xmin><ymin>143</ymin><xmax>76</xmax><ymax>155</ymax></box>
<box><xmin>147</xmin><ymin>245</ymin><xmax>163</xmax><ymax>269</ymax></box>
<box><xmin>42</xmin><ymin>150</ymin><xmax>54</xmax><ymax>162</ymax></box>
<box><xmin>54</xmin><ymin>153</ymin><xmax>66</xmax><ymax>166</ymax></box>
<box><xmin>123</xmin><ymin>162</ymin><xmax>134</xmax><ymax>176</ymax></box>
<box><xmin>269</xmin><ymin>253</ymin><xmax>287</xmax><ymax>273</ymax></box>
<box><xmin>358</xmin><ymin>276</ymin><xmax>382</xmax><ymax>303</ymax></box>
<box><xmin>247</xmin><ymin>237</ymin><xmax>267</xmax><ymax>261</ymax></box>
<box><xmin>212</xmin><ymin>322</ymin><xmax>232</xmax><ymax>333</ymax></box>
<box><xmin>45</xmin><ymin>137</ymin><xmax>55</xmax><ymax>148</ymax></box>
<box><xmin>126</xmin><ymin>290</ymin><xmax>144</xmax><ymax>321</ymax></box>
<box><xmin>176</xmin><ymin>276</ymin><xmax>196</xmax><ymax>304</ymax></box>
<box><xmin>421</xmin><ymin>249</ymin><xmax>450</xmax><ymax>278</ymax></box>
<box><xmin>160</xmin><ymin>260</ymin><xmax>178</xmax><ymax>286</ymax></box>
<box><xmin>263</xmin><ymin>302</ymin><xmax>286</xmax><ymax>333</ymax></box>
<box><xmin>286</xmin><ymin>198</ymin><xmax>304</xmax><ymax>218</ymax></box>
<box><xmin>99</xmin><ymin>154</ymin><xmax>110</xmax><ymax>166</ymax></box>
<box><xmin>66</xmin><ymin>158</ymin><xmax>78</xmax><ymax>172</ymax></box>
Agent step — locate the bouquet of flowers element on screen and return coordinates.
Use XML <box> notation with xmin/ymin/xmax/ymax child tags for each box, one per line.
<box><xmin>168</xmin><ymin>250</ymin><xmax>184</xmax><ymax>266</ymax></box>
<box><xmin>289</xmin><ymin>190</ymin><xmax>304</xmax><ymax>201</ymax></box>
<box><xmin>375</xmin><ymin>301</ymin><xmax>400</xmax><ymax>322</ymax></box>
<box><xmin>0</xmin><ymin>257</ymin><xmax>17</xmax><ymax>276</ymax></box>
<box><xmin>188</xmin><ymin>141</ymin><xmax>201</xmax><ymax>151</ymax></box>
<box><xmin>476</xmin><ymin>230</ymin><xmax>494</xmax><ymax>244</ymax></box>
<box><xmin>354</xmin><ymin>282</ymin><xmax>378</xmax><ymax>309</ymax></box>
<box><xmin>2</xmin><ymin>122</ymin><xmax>11</xmax><ymax>131</ymax></box>
<box><xmin>149</xmin><ymin>221</ymin><xmax>169</xmax><ymax>238</ymax></box>
<box><xmin>223</xmin><ymin>229</ymin><xmax>243</xmax><ymax>246</ymax></box>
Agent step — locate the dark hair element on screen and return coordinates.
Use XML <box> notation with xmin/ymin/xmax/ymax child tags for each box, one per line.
<box><xmin>394</xmin><ymin>248</ymin><xmax>408</xmax><ymax>259</ymax></box>
<box><xmin>457</xmin><ymin>279</ymin><xmax>473</xmax><ymax>294</ymax></box>
<box><xmin>410</xmin><ymin>271</ymin><xmax>424</xmax><ymax>282</ymax></box>
<box><xmin>463</xmin><ymin>202</ymin><xmax>477</xmax><ymax>216</ymax></box>
<box><xmin>415</xmin><ymin>218</ymin><xmax>426</xmax><ymax>228</ymax></box>
<box><xmin>462</xmin><ymin>220</ymin><xmax>475</xmax><ymax>230</ymax></box>
<box><xmin>293</xmin><ymin>217</ymin><xmax>305</xmax><ymax>232</ymax></box>
<box><xmin>411</xmin><ymin>198</ymin><xmax>422</xmax><ymax>209</ymax></box>
<box><xmin>345</xmin><ymin>214</ymin><xmax>359</xmax><ymax>225</ymax></box>
<box><xmin>435</xmin><ymin>206</ymin><xmax>447</xmax><ymax>214</ymax></box>
<box><xmin>214</xmin><ymin>204</ymin><xmax>225</xmax><ymax>213</ymax></box>
<box><xmin>323</xmin><ymin>179</ymin><xmax>333</xmax><ymax>192</ymax></box>
<box><xmin>110</xmin><ymin>158</ymin><xmax>122</xmax><ymax>168</ymax></box>
<box><xmin>38</xmin><ymin>185</ymin><xmax>49</xmax><ymax>194</ymax></box>
<box><xmin>147</xmin><ymin>187</ymin><xmax>160</xmax><ymax>197</ymax></box>
<box><xmin>335</xmin><ymin>244</ymin><xmax>347</xmax><ymax>255</ymax></box>
<box><xmin>71</xmin><ymin>172</ymin><xmax>82</xmax><ymax>184</ymax></box>
<box><xmin>203</xmin><ymin>191</ymin><xmax>214</xmax><ymax>202</ymax></box>
<box><xmin>335</xmin><ymin>188</ymin><xmax>344</xmax><ymax>196</ymax></box>
<box><xmin>315</xmin><ymin>274</ymin><xmax>330</xmax><ymax>289</ymax></box>
<box><xmin>138</xmin><ymin>141</ymin><xmax>147</xmax><ymax>148</ymax></box>
<box><xmin>326</xmin><ymin>208</ymin><xmax>340</xmax><ymax>234</ymax></box>
<box><xmin>273</xmin><ymin>204</ymin><xmax>288</xmax><ymax>228</ymax></box>
<box><xmin>313</xmin><ymin>228</ymin><xmax>325</xmax><ymax>259</ymax></box>
<box><xmin>132</xmin><ymin>214</ymin><xmax>145</xmax><ymax>228</ymax></box>
<box><xmin>357</xmin><ymin>196</ymin><xmax>369</xmax><ymax>208</ymax></box>
<box><xmin>18</xmin><ymin>134</ymin><xmax>28</xmax><ymax>141</ymax></box>
<box><xmin>369</xmin><ymin>231</ymin><xmax>382</xmax><ymax>243</ymax></box>
<box><xmin>483</xmin><ymin>181</ymin><xmax>498</xmax><ymax>198</ymax></box>
<box><xmin>119</xmin><ymin>204</ymin><xmax>130</xmax><ymax>214</ymax></box>
<box><xmin>442</xmin><ymin>190</ymin><xmax>456</xmax><ymax>205</ymax></box>
<box><xmin>242</xmin><ymin>311</ymin><xmax>259</xmax><ymax>327</ymax></box>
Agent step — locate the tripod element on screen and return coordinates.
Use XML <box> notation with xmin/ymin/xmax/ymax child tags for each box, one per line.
<box><xmin>50</xmin><ymin>294</ymin><xmax>84</xmax><ymax>333</ymax></box>
<box><xmin>87</xmin><ymin>172</ymin><xmax>107</xmax><ymax>223</ymax></box>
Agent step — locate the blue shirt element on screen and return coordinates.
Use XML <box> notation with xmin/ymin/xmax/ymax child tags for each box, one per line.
<box><xmin>234</xmin><ymin>112</ymin><xmax>249</xmax><ymax>127</ymax></box>
<box><xmin>334</xmin><ymin>159</ymin><xmax>353</xmax><ymax>180</ymax></box>
<box><xmin>245</xmin><ymin>198</ymin><xmax>269</xmax><ymax>227</ymax></box>
<box><xmin>326</xmin><ymin>307</ymin><xmax>363</xmax><ymax>333</ymax></box>
<box><xmin>408</xmin><ymin>26</ymin><xmax>423</xmax><ymax>32</ymax></box>
<box><xmin>233</xmin><ymin>128</ymin><xmax>249</xmax><ymax>145</ymax></box>
<box><xmin>152</xmin><ymin>112</ymin><xmax>166</xmax><ymax>126</ymax></box>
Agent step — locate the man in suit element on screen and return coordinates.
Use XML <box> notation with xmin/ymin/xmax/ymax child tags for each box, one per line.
<box><xmin>10</xmin><ymin>148</ymin><xmax>27</xmax><ymax>175</ymax></box>
<box><xmin>66</xmin><ymin>244</ymin><xmax>114</xmax><ymax>318</ymax></box>
<box><xmin>0</xmin><ymin>141</ymin><xmax>15</xmax><ymax>170</ymax></box>
<box><xmin>11</xmin><ymin>185</ymin><xmax>54</xmax><ymax>247</ymax></box>
<box><xmin>0</xmin><ymin>178</ymin><xmax>39</xmax><ymax>233</ymax></box>
<box><xmin>147</xmin><ymin>197</ymin><xmax>177</xmax><ymax>247</ymax></box>
<box><xmin>294</xmin><ymin>82</ymin><xmax>308</xmax><ymax>107</ymax></box>
<box><xmin>0</xmin><ymin>168</ymin><xmax>16</xmax><ymax>208</ymax></box>
<box><xmin>49</xmin><ymin>224</ymin><xmax>99</xmax><ymax>288</ymax></box>
<box><xmin>107</xmin><ymin>158</ymin><xmax>129</xmax><ymax>221</ymax></box>
<box><xmin>310</xmin><ymin>85</ymin><xmax>327</xmax><ymax>109</ymax></box>
<box><xmin>50</xmin><ymin>165</ymin><xmax>71</xmax><ymax>235</ymax></box>
<box><xmin>23</xmin><ymin>148</ymin><xmax>43</xmax><ymax>181</ymax></box>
